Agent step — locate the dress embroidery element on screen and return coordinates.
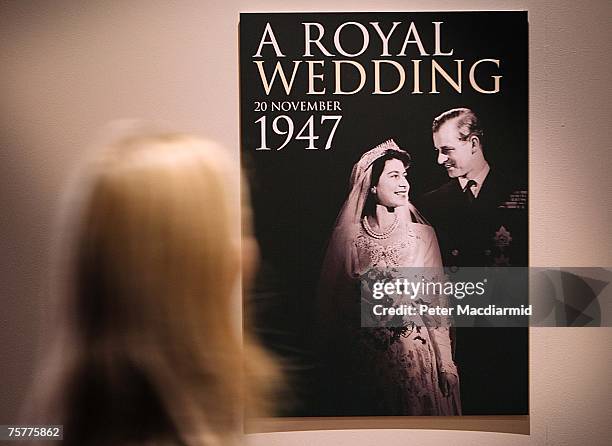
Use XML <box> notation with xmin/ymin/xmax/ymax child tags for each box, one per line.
<box><xmin>339</xmin><ymin>223</ymin><xmax>460</xmax><ymax>415</ymax></box>
<box><xmin>355</xmin><ymin>225</ymin><xmax>420</xmax><ymax>268</ymax></box>
<box><xmin>355</xmin><ymin>235</ymin><xmax>407</xmax><ymax>267</ymax></box>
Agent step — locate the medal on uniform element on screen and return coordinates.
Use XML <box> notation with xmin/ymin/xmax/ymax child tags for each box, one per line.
<box><xmin>493</xmin><ymin>225</ymin><xmax>512</xmax><ymax>249</ymax></box>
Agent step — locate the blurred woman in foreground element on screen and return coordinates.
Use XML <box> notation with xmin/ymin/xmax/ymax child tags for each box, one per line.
<box><xmin>30</xmin><ymin>132</ymin><xmax>279</xmax><ymax>445</ymax></box>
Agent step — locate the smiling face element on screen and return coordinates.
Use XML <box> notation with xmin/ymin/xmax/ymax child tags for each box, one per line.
<box><xmin>433</xmin><ymin>118</ymin><xmax>479</xmax><ymax>178</ymax></box>
<box><xmin>372</xmin><ymin>158</ymin><xmax>409</xmax><ymax>208</ymax></box>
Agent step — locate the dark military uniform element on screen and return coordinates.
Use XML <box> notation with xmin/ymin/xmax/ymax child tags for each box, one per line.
<box><xmin>418</xmin><ymin>169</ymin><xmax>527</xmax><ymax>267</ymax></box>
<box><xmin>416</xmin><ymin>168</ymin><xmax>529</xmax><ymax>415</ymax></box>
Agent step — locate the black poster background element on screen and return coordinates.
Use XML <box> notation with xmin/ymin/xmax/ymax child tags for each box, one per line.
<box><xmin>240</xmin><ymin>12</ymin><xmax>528</xmax><ymax>417</ymax></box>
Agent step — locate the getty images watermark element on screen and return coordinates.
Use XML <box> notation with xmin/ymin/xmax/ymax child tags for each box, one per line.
<box><xmin>360</xmin><ymin>267</ymin><xmax>612</xmax><ymax>328</ymax></box>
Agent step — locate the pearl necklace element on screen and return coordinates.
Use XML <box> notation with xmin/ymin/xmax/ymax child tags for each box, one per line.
<box><xmin>362</xmin><ymin>213</ymin><xmax>399</xmax><ymax>239</ymax></box>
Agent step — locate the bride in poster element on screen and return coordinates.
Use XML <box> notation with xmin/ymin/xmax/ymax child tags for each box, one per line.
<box><xmin>316</xmin><ymin>140</ymin><xmax>461</xmax><ymax>416</ymax></box>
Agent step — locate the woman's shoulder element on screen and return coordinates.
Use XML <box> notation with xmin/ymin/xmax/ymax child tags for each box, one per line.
<box><xmin>401</xmin><ymin>218</ymin><xmax>436</xmax><ymax>241</ymax></box>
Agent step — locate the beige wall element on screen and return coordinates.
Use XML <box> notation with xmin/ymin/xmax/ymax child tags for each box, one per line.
<box><xmin>1</xmin><ymin>1</ymin><xmax>611</xmax><ymax>445</ymax></box>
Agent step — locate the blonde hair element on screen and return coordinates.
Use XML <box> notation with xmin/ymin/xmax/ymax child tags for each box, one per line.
<box><xmin>36</xmin><ymin>133</ymin><xmax>279</xmax><ymax>445</ymax></box>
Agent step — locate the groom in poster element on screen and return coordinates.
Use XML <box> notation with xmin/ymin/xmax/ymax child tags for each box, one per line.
<box><xmin>416</xmin><ymin>108</ymin><xmax>528</xmax><ymax>415</ymax></box>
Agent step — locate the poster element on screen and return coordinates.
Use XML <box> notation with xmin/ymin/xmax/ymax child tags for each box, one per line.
<box><xmin>240</xmin><ymin>12</ymin><xmax>528</xmax><ymax>417</ymax></box>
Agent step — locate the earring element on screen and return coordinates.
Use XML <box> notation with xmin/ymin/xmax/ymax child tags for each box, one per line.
<box><xmin>371</xmin><ymin>186</ymin><xmax>376</xmax><ymax>193</ymax></box>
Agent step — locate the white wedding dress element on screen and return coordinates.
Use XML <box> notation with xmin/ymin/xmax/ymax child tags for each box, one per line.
<box><xmin>346</xmin><ymin>218</ymin><xmax>461</xmax><ymax>415</ymax></box>
<box><xmin>315</xmin><ymin>140</ymin><xmax>461</xmax><ymax>416</ymax></box>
